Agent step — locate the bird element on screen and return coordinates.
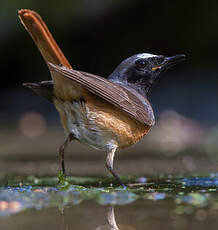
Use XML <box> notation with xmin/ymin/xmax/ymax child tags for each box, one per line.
<box><xmin>18</xmin><ymin>9</ymin><xmax>185</xmax><ymax>187</ymax></box>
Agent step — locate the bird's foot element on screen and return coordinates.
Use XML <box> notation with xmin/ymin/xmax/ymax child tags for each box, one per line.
<box><xmin>58</xmin><ymin>170</ymin><xmax>70</xmax><ymax>190</ymax></box>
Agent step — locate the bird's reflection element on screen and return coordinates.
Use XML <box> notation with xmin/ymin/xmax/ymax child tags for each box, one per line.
<box><xmin>59</xmin><ymin>206</ymin><xmax>135</xmax><ymax>230</ymax></box>
<box><xmin>60</xmin><ymin>207</ymin><xmax>69</xmax><ymax>230</ymax></box>
<box><xmin>95</xmin><ymin>206</ymin><xmax>135</xmax><ymax>230</ymax></box>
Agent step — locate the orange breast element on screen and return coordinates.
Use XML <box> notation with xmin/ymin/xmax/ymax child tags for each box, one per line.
<box><xmin>83</xmin><ymin>93</ymin><xmax>151</xmax><ymax>149</ymax></box>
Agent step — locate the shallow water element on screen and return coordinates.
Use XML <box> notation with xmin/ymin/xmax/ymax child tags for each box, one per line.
<box><xmin>1</xmin><ymin>175</ymin><xmax>218</xmax><ymax>229</ymax></box>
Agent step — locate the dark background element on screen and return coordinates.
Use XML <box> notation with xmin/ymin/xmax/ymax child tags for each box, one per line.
<box><xmin>1</xmin><ymin>0</ymin><xmax>218</xmax><ymax>175</ymax></box>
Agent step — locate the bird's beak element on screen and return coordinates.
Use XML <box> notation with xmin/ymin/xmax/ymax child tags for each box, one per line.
<box><xmin>152</xmin><ymin>54</ymin><xmax>186</xmax><ymax>71</ymax></box>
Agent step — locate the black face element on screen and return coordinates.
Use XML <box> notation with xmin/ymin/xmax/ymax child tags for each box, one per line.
<box><xmin>108</xmin><ymin>53</ymin><xmax>186</xmax><ymax>95</ymax></box>
<box><xmin>129</xmin><ymin>55</ymin><xmax>165</xmax><ymax>84</ymax></box>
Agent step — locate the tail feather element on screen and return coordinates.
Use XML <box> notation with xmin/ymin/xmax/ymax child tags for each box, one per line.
<box><xmin>18</xmin><ymin>9</ymin><xmax>71</xmax><ymax>68</ymax></box>
<box><xmin>18</xmin><ymin>9</ymin><xmax>83</xmax><ymax>100</ymax></box>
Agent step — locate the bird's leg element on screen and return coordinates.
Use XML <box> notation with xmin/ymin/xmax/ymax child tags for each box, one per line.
<box><xmin>59</xmin><ymin>133</ymin><xmax>74</xmax><ymax>175</ymax></box>
<box><xmin>105</xmin><ymin>146</ymin><xmax>126</xmax><ymax>188</ymax></box>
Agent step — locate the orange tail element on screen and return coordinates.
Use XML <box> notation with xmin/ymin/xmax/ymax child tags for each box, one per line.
<box><xmin>18</xmin><ymin>9</ymin><xmax>82</xmax><ymax>100</ymax></box>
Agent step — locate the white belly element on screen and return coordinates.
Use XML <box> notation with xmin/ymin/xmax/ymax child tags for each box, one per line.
<box><xmin>55</xmin><ymin>99</ymin><xmax>115</xmax><ymax>150</ymax></box>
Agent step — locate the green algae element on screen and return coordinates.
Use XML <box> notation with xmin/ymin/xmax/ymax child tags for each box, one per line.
<box><xmin>1</xmin><ymin>174</ymin><xmax>218</xmax><ymax>217</ymax></box>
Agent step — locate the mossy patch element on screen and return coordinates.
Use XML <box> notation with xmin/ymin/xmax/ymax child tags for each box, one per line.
<box><xmin>1</xmin><ymin>173</ymin><xmax>218</xmax><ymax>216</ymax></box>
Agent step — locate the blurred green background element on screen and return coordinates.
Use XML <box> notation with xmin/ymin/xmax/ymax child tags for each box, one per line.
<box><xmin>1</xmin><ymin>0</ymin><xmax>218</xmax><ymax>176</ymax></box>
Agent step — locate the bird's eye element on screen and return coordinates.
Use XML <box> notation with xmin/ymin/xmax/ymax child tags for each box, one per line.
<box><xmin>135</xmin><ymin>59</ymin><xmax>147</xmax><ymax>69</ymax></box>
<box><xmin>156</xmin><ymin>57</ymin><xmax>164</xmax><ymax>65</ymax></box>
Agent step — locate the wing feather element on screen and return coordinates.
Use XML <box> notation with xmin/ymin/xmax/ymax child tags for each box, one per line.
<box><xmin>48</xmin><ymin>63</ymin><xmax>155</xmax><ymax>126</ymax></box>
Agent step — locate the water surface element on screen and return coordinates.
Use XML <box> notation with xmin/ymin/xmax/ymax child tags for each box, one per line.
<box><xmin>1</xmin><ymin>175</ymin><xmax>218</xmax><ymax>229</ymax></box>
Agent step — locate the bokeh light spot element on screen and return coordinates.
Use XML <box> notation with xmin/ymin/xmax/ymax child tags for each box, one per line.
<box><xmin>18</xmin><ymin>112</ymin><xmax>47</xmax><ymax>138</ymax></box>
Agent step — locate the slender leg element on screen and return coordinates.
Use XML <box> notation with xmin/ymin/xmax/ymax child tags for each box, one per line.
<box><xmin>59</xmin><ymin>134</ymin><xmax>74</xmax><ymax>175</ymax></box>
<box><xmin>105</xmin><ymin>146</ymin><xmax>126</xmax><ymax>187</ymax></box>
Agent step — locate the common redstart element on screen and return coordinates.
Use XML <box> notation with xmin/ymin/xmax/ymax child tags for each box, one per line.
<box><xmin>18</xmin><ymin>9</ymin><xmax>185</xmax><ymax>186</ymax></box>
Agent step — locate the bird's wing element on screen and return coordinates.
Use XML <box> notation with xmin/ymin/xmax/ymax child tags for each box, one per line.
<box><xmin>48</xmin><ymin>63</ymin><xmax>155</xmax><ymax>126</ymax></box>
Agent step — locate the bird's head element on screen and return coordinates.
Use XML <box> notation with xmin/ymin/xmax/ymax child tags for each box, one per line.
<box><xmin>108</xmin><ymin>53</ymin><xmax>186</xmax><ymax>95</ymax></box>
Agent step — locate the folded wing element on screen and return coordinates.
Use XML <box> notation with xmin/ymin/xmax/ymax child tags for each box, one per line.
<box><xmin>49</xmin><ymin>63</ymin><xmax>155</xmax><ymax>126</ymax></box>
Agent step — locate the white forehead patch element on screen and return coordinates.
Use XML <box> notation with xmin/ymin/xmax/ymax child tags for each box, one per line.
<box><xmin>137</xmin><ymin>53</ymin><xmax>157</xmax><ymax>59</ymax></box>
